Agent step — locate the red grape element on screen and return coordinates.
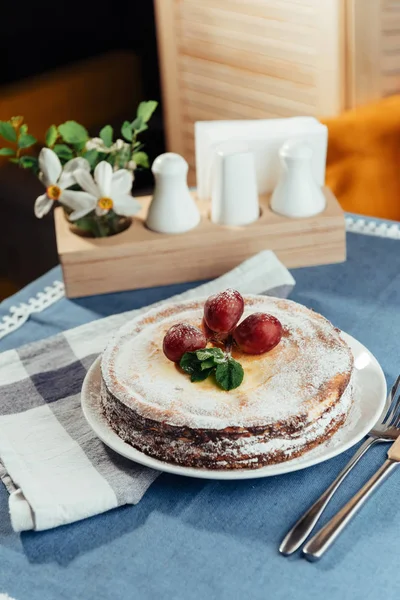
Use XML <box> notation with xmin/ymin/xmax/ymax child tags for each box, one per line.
<box><xmin>163</xmin><ymin>322</ymin><xmax>207</xmax><ymax>362</ymax></box>
<box><xmin>201</xmin><ymin>318</ymin><xmax>229</xmax><ymax>343</ymax></box>
<box><xmin>233</xmin><ymin>313</ymin><xmax>282</xmax><ymax>355</ymax></box>
<box><xmin>204</xmin><ymin>289</ymin><xmax>244</xmax><ymax>333</ymax></box>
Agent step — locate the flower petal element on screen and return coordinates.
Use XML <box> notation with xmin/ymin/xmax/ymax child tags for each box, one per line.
<box><xmin>34</xmin><ymin>193</ymin><xmax>53</xmax><ymax>218</ymax></box>
<box><xmin>113</xmin><ymin>194</ymin><xmax>141</xmax><ymax>216</ymax></box>
<box><xmin>95</xmin><ymin>205</ymin><xmax>108</xmax><ymax>217</ymax></box>
<box><xmin>39</xmin><ymin>148</ymin><xmax>62</xmax><ymax>186</ymax></box>
<box><xmin>69</xmin><ymin>206</ymin><xmax>95</xmax><ymax>221</ymax></box>
<box><xmin>111</xmin><ymin>169</ymin><xmax>133</xmax><ymax>196</ymax></box>
<box><xmin>94</xmin><ymin>161</ymin><xmax>112</xmax><ymax>197</ymax></box>
<box><xmin>60</xmin><ymin>190</ymin><xmax>96</xmax><ymax>212</ymax></box>
<box><xmin>74</xmin><ymin>169</ymin><xmax>99</xmax><ymax>197</ymax></box>
<box><xmin>59</xmin><ymin>158</ymin><xmax>91</xmax><ymax>189</ymax></box>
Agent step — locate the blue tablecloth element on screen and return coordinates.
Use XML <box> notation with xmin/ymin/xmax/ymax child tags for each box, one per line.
<box><xmin>1</xmin><ymin>224</ymin><xmax>400</xmax><ymax>600</ymax></box>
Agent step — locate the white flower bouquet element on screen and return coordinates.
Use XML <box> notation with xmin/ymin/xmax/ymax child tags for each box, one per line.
<box><xmin>0</xmin><ymin>101</ymin><xmax>157</xmax><ymax>237</ymax></box>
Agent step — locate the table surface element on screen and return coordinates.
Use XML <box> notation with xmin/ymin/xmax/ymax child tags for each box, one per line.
<box><xmin>1</xmin><ymin>222</ymin><xmax>400</xmax><ymax>600</ymax></box>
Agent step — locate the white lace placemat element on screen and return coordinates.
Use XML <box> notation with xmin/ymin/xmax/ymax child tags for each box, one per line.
<box><xmin>0</xmin><ymin>280</ymin><xmax>65</xmax><ymax>340</ymax></box>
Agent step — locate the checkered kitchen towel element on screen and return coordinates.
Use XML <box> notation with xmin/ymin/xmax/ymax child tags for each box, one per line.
<box><xmin>0</xmin><ymin>251</ymin><xmax>295</xmax><ymax>532</ymax></box>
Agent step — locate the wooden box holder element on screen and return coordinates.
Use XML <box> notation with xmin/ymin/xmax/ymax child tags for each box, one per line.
<box><xmin>55</xmin><ymin>187</ymin><xmax>345</xmax><ymax>298</ymax></box>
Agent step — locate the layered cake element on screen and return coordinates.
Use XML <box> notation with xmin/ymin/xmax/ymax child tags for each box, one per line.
<box><xmin>100</xmin><ymin>294</ymin><xmax>354</xmax><ymax>469</ymax></box>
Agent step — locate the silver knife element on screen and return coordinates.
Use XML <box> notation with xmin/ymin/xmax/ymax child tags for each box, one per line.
<box><xmin>302</xmin><ymin>434</ymin><xmax>400</xmax><ymax>561</ymax></box>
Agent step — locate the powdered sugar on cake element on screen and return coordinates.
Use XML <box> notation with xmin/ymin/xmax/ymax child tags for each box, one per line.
<box><xmin>101</xmin><ymin>296</ymin><xmax>353</xmax><ymax>431</ymax></box>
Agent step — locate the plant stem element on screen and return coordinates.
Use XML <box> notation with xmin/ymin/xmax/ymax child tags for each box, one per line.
<box><xmin>94</xmin><ymin>215</ymin><xmax>108</xmax><ymax>237</ymax></box>
<box><xmin>225</xmin><ymin>336</ymin><xmax>233</xmax><ymax>357</ymax></box>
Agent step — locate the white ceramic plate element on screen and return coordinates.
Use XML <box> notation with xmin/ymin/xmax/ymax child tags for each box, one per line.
<box><xmin>81</xmin><ymin>332</ymin><xmax>387</xmax><ymax>480</ymax></box>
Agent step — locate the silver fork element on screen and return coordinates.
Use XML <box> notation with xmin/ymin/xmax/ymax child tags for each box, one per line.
<box><xmin>279</xmin><ymin>375</ymin><xmax>400</xmax><ymax>556</ymax></box>
<box><xmin>303</xmin><ymin>404</ymin><xmax>400</xmax><ymax>560</ymax></box>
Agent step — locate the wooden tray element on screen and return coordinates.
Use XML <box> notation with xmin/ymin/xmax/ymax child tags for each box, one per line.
<box><xmin>55</xmin><ymin>187</ymin><xmax>345</xmax><ymax>298</ymax></box>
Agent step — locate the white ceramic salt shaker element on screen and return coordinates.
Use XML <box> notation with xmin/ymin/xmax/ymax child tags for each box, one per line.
<box><xmin>146</xmin><ymin>153</ymin><xmax>200</xmax><ymax>234</ymax></box>
<box><xmin>211</xmin><ymin>144</ymin><xmax>259</xmax><ymax>226</ymax></box>
<box><xmin>270</xmin><ymin>139</ymin><xmax>326</xmax><ymax>218</ymax></box>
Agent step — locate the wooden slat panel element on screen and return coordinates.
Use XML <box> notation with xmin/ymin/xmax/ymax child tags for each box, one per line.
<box><xmin>179</xmin><ymin>38</ymin><xmax>315</xmax><ymax>86</ymax></box>
<box><xmin>382</xmin><ymin>33</ymin><xmax>400</xmax><ymax>52</ymax></box>
<box><xmin>382</xmin><ymin>13</ymin><xmax>400</xmax><ymax>30</ymax></box>
<box><xmin>346</xmin><ymin>0</ymin><xmax>382</xmax><ymax>108</ymax></box>
<box><xmin>178</xmin><ymin>3</ymin><xmax>315</xmax><ymax>46</ymax></box>
<box><xmin>180</xmin><ymin>70</ymin><xmax>315</xmax><ymax>117</ymax></box>
<box><xmin>382</xmin><ymin>72</ymin><xmax>400</xmax><ymax>94</ymax></box>
<box><xmin>178</xmin><ymin>0</ymin><xmax>316</xmax><ymax>26</ymax></box>
<box><xmin>382</xmin><ymin>52</ymin><xmax>400</xmax><ymax>72</ymax></box>
<box><xmin>182</xmin><ymin>88</ymin><xmax>277</xmax><ymax>120</ymax></box>
<box><xmin>178</xmin><ymin>19</ymin><xmax>315</xmax><ymax>67</ymax></box>
<box><xmin>179</xmin><ymin>56</ymin><xmax>316</xmax><ymax>105</ymax></box>
<box><xmin>154</xmin><ymin>0</ymin><xmax>184</xmax><ymax>152</ymax></box>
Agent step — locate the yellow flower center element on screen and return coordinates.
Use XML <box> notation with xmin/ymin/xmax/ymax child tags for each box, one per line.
<box><xmin>46</xmin><ymin>185</ymin><xmax>62</xmax><ymax>201</ymax></box>
<box><xmin>98</xmin><ymin>197</ymin><xmax>113</xmax><ymax>211</ymax></box>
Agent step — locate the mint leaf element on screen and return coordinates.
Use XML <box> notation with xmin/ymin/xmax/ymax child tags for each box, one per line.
<box><xmin>180</xmin><ymin>351</ymin><xmax>201</xmax><ymax>375</ymax></box>
<box><xmin>19</xmin><ymin>124</ymin><xmax>28</xmax><ymax>135</ymax></box>
<box><xmin>58</xmin><ymin>121</ymin><xmax>89</xmax><ymax>144</ymax></box>
<box><xmin>215</xmin><ymin>358</ymin><xmax>244</xmax><ymax>391</ymax></box>
<box><xmin>132</xmin><ymin>151</ymin><xmax>149</xmax><ymax>168</ymax></box>
<box><xmin>137</xmin><ymin>100</ymin><xmax>158</xmax><ymax>123</ymax></box>
<box><xmin>45</xmin><ymin>125</ymin><xmax>58</xmax><ymax>147</ymax></box>
<box><xmin>191</xmin><ymin>367</ymin><xmax>213</xmax><ymax>382</ymax></box>
<box><xmin>121</xmin><ymin>121</ymin><xmax>133</xmax><ymax>141</ymax></box>
<box><xmin>0</xmin><ymin>121</ymin><xmax>17</xmax><ymax>142</ymax></box>
<box><xmin>100</xmin><ymin>125</ymin><xmax>113</xmax><ymax>147</ymax></box>
<box><xmin>196</xmin><ymin>348</ymin><xmax>225</xmax><ymax>362</ymax></box>
<box><xmin>0</xmin><ymin>148</ymin><xmax>15</xmax><ymax>156</ymax></box>
<box><xmin>18</xmin><ymin>133</ymin><xmax>36</xmax><ymax>149</ymax></box>
<box><xmin>201</xmin><ymin>358</ymin><xmax>216</xmax><ymax>370</ymax></box>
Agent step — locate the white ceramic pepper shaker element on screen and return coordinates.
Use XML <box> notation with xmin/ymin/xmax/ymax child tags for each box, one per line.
<box><xmin>146</xmin><ymin>153</ymin><xmax>200</xmax><ymax>234</ymax></box>
<box><xmin>211</xmin><ymin>144</ymin><xmax>259</xmax><ymax>226</ymax></box>
<box><xmin>270</xmin><ymin>139</ymin><xmax>326</xmax><ymax>218</ymax></box>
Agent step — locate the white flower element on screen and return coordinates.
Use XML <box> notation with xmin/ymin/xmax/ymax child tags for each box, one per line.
<box><xmin>72</xmin><ymin>161</ymin><xmax>141</xmax><ymax>220</ymax></box>
<box><xmin>34</xmin><ymin>148</ymin><xmax>91</xmax><ymax>218</ymax></box>
<box><xmin>127</xmin><ymin>160</ymin><xmax>137</xmax><ymax>171</ymax></box>
<box><xmin>85</xmin><ymin>137</ymin><xmax>111</xmax><ymax>153</ymax></box>
<box><xmin>85</xmin><ymin>138</ymin><xmax>131</xmax><ymax>154</ymax></box>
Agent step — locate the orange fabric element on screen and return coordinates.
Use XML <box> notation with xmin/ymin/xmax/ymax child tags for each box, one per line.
<box><xmin>321</xmin><ymin>95</ymin><xmax>400</xmax><ymax>220</ymax></box>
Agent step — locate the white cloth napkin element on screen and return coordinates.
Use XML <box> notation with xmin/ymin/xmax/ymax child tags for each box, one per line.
<box><xmin>0</xmin><ymin>251</ymin><xmax>295</xmax><ymax>531</ymax></box>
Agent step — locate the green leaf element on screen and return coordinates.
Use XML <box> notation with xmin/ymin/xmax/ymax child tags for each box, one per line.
<box><xmin>191</xmin><ymin>367</ymin><xmax>214</xmax><ymax>383</ymax></box>
<box><xmin>121</xmin><ymin>121</ymin><xmax>133</xmax><ymax>141</ymax></box>
<box><xmin>58</xmin><ymin>121</ymin><xmax>89</xmax><ymax>144</ymax></box>
<box><xmin>100</xmin><ymin>125</ymin><xmax>113</xmax><ymax>147</ymax></box>
<box><xmin>132</xmin><ymin>151</ymin><xmax>149</xmax><ymax>169</ymax></box>
<box><xmin>9</xmin><ymin>157</ymin><xmax>19</xmax><ymax>164</ymax></box>
<box><xmin>82</xmin><ymin>149</ymin><xmax>100</xmax><ymax>169</ymax></box>
<box><xmin>53</xmin><ymin>143</ymin><xmax>74</xmax><ymax>161</ymax></box>
<box><xmin>180</xmin><ymin>351</ymin><xmax>201</xmax><ymax>375</ymax></box>
<box><xmin>19</xmin><ymin>155</ymin><xmax>38</xmax><ymax>169</ymax></box>
<box><xmin>45</xmin><ymin>125</ymin><xmax>58</xmax><ymax>147</ymax></box>
<box><xmin>131</xmin><ymin>116</ymin><xmax>148</xmax><ymax>134</ymax></box>
<box><xmin>200</xmin><ymin>358</ymin><xmax>216</xmax><ymax>370</ymax></box>
<box><xmin>195</xmin><ymin>348</ymin><xmax>225</xmax><ymax>362</ymax></box>
<box><xmin>0</xmin><ymin>121</ymin><xmax>17</xmax><ymax>142</ymax></box>
<box><xmin>0</xmin><ymin>147</ymin><xmax>15</xmax><ymax>156</ymax></box>
<box><xmin>137</xmin><ymin>100</ymin><xmax>158</xmax><ymax>123</ymax></box>
<box><xmin>18</xmin><ymin>133</ymin><xmax>37</xmax><ymax>149</ymax></box>
<box><xmin>19</xmin><ymin>124</ymin><xmax>28</xmax><ymax>135</ymax></box>
<box><xmin>215</xmin><ymin>358</ymin><xmax>244</xmax><ymax>391</ymax></box>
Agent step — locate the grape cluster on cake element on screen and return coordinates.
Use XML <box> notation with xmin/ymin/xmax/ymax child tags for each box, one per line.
<box><xmin>100</xmin><ymin>292</ymin><xmax>354</xmax><ymax>469</ymax></box>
